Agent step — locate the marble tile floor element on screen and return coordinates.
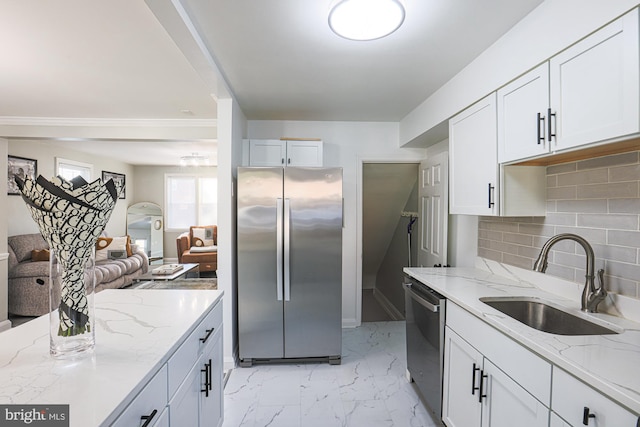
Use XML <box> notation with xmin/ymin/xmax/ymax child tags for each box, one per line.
<box><xmin>223</xmin><ymin>321</ymin><xmax>440</xmax><ymax>427</ymax></box>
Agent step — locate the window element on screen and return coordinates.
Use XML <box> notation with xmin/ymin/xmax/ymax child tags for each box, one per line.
<box><xmin>56</xmin><ymin>158</ymin><xmax>93</xmax><ymax>181</ymax></box>
<box><xmin>165</xmin><ymin>174</ymin><xmax>217</xmax><ymax>230</ymax></box>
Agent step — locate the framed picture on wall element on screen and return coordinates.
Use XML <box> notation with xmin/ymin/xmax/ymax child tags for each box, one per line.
<box><xmin>102</xmin><ymin>171</ymin><xmax>126</xmax><ymax>199</ymax></box>
<box><xmin>7</xmin><ymin>155</ymin><xmax>37</xmax><ymax>195</ymax></box>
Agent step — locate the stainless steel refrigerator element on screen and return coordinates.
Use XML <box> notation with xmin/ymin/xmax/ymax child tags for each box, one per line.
<box><xmin>237</xmin><ymin>167</ymin><xmax>343</xmax><ymax>366</ymax></box>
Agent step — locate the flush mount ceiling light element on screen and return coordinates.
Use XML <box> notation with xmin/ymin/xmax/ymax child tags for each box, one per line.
<box><xmin>180</xmin><ymin>152</ymin><xmax>210</xmax><ymax>166</ymax></box>
<box><xmin>328</xmin><ymin>0</ymin><xmax>405</xmax><ymax>41</ymax></box>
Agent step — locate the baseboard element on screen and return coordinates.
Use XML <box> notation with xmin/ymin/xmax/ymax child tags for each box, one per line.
<box><xmin>373</xmin><ymin>289</ymin><xmax>404</xmax><ymax>321</ymax></box>
<box><xmin>0</xmin><ymin>319</ymin><xmax>12</xmax><ymax>332</ymax></box>
<box><xmin>342</xmin><ymin>318</ymin><xmax>359</xmax><ymax>328</ymax></box>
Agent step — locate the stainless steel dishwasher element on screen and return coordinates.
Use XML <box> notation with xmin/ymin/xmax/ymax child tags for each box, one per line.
<box><xmin>404</xmin><ymin>274</ymin><xmax>446</xmax><ymax>423</ymax></box>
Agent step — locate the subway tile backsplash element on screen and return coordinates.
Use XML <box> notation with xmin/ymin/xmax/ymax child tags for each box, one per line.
<box><xmin>478</xmin><ymin>151</ymin><xmax>640</xmax><ymax>299</ymax></box>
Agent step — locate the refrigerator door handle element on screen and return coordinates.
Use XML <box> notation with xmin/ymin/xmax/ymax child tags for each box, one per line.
<box><xmin>284</xmin><ymin>198</ymin><xmax>291</xmax><ymax>301</ymax></box>
<box><xmin>276</xmin><ymin>198</ymin><xmax>284</xmax><ymax>301</ymax></box>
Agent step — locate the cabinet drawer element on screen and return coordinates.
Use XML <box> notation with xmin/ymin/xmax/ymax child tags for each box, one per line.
<box><xmin>112</xmin><ymin>364</ymin><xmax>168</xmax><ymax>427</ymax></box>
<box><xmin>447</xmin><ymin>302</ymin><xmax>551</xmax><ymax>405</ymax></box>
<box><xmin>168</xmin><ymin>300</ymin><xmax>223</xmax><ymax>397</ymax></box>
<box><xmin>552</xmin><ymin>367</ymin><xmax>638</xmax><ymax>426</ymax></box>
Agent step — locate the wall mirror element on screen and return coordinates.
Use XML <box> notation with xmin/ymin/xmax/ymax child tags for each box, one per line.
<box><xmin>127</xmin><ymin>202</ymin><xmax>163</xmax><ymax>265</ymax></box>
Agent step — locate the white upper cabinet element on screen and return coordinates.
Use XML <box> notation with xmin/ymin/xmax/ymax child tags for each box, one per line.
<box><xmin>249</xmin><ymin>139</ymin><xmax>323</xmax><ymax>167</ymax></box>
<box><xmin>248</xmin><ymin>139</ymin><xmax>286</xmax><ymax>166</ymax></box>
<box><xmin>450</xmin><ymin>93</ymin><xmax>499</xmax><ymax>216</ymax></box>
<box><xmin>449</xmin><ymin>94</ymin><xmax>546</xmax><ymax>216</ymax></box>
<box><xmin>550</xmin><ymin>8</ymin><xmax>639</xmax><ymax>151</ymax></box>
<box><xmin>497</xmin><ymin>63</ymin><xmax>551</xmax><ymax>164</ymax></box>
<box><xmin>496</xmin><ymin>8</ymin><xmax>640</xmax><ymax>164</ymax></box>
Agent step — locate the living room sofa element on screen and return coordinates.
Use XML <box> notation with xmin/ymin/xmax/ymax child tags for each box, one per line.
<box><xmin>176</xmin><ymin>225</ymin><xmax>218</xmax><ymax>273</ymax></box>
<box><xmin>8</xmin><ymin>233</ymin><xmax>149</xmax><ymax>317</ymax></box>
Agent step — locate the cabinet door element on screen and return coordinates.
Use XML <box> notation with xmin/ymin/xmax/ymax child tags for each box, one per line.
<box><xmin>449</xmin><ymin>93</ymin><xmax>498</xmax><ymax>215</ymax></box>
<box><xmin>481</xmin><ymin>359</ymin><xmax>549</xmax><ymax>427</ymax></box>
<box><xmin>152</xmin><ymin>407</ymin><xmax>169</xmax><ymax>427</ymax></box>
<box><xmin>169</xmin><ymin>354</ymin><xmax>203</xmax><ymax>427</ymax></box>
<box><xmin>249</xmin><ymin>139</ymin><xmax>286</xmax><ymax>166</ymax></box>
<box><xmin>443</xmin><ymin>327</ymin><xmax>483</xmax><ymax>427</ymax></box>
<box><xmin>286</xmin><ymin>140</ymin><xmax>323</xmax><ymax>166</ymax></box>
<box><xmin>200</xmin><ymin>329</ymin><xmax>224</xmax><ymax>427</ymax></box>
<box><xmin>497</xmin><ymin>63</ymin><xmax>550</xmax><ymax>163</ymax></box>
<box><xmin>549</xmin><ymin>413</ymin><xmax>571</xmax><ymax>427</ymax></box>
<box><xmin>550</xmin><ymin>8</ymin><xmax>639</xmax><ymax>151</ymax></box>
<box><xmin>552</xmin><ymin>368</ymin><xmax>638</xmax><ymax>427</ymax></box>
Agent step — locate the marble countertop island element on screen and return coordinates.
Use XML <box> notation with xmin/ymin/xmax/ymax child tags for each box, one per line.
<box><xmin>405</xmin><ymin>259</ymin><xmax>640</xmax><ymax>415</ymax></box>
<box><xmin>0</xmin><ymin>288</ymin><xmax>223</xmax><ymax>426</ymax></box>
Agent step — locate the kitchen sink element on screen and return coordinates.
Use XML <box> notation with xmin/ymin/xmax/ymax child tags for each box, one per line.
<box><xmin>479</xmin><ymin>296</ymin><xmax>621</xmax><ymax>336</ymax></box>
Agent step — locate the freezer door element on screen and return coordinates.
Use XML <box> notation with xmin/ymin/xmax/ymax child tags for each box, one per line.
<box><xmin>237</xmin><ymin>167</ymin><xmax>285</xmax><ymax>359</ymax></box>
<box><xmin>283</xmin><ymin>167</ymin><xmax>343</xmax><ymax>358</ymax></box>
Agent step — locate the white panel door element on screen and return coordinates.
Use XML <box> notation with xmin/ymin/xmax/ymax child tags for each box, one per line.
<box><xmin>550</xmin><ymin>8</ymin><xmax>639</xmax><ymax>151</ymax></box>
<box><xmin>497</xmin><ymin>63</ymin><xmax>550</xmax><ymax>163</ymax></box>
<box><xmin>449</xmin><ymin>93</ymin><xmax>498</xmax><ymax>215</ymax></box>
<box><xmin>418</xmin><ymin>152</ymin><xmax>448</xmax><ymax>267</ymax></box>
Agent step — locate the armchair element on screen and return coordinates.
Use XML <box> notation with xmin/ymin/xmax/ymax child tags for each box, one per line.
<box><xmin>176</xmin><ymin>225</ymin><xmax>218</xmax><ymax>273</ymax></box>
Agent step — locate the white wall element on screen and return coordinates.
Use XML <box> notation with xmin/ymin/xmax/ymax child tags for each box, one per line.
<box><xmin>400</xmin><ymin>0</ymin><xmax>640</xmax><ymax>146</ymax></box>
<box><xmin>218</xmin><ymin>98</ymin><xmax>246</xmax><ymax>369</ymax></box>
<box><xmin>7</xmin><ymin>140</ymin><xmax>135</xmax><ymax>237</ymax></box>
<box><xmin>247</xmin><ymin>120</ymin><xmax>426</xmax><ymax>326</ymax></box>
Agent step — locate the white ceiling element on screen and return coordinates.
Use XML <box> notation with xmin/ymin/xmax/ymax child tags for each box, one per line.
<box><xmin>186</xmin><ymin>0</ymin><xmax>545</xmax><ymax>121</ymax></box>
<box><xmin>0</xmin><ymin>0</ymin><xmax>544</xmax><ymax>164</ymax></box>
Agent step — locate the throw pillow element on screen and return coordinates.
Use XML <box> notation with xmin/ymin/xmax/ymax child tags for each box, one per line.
<box><xmin>31</xmin><ymin>249</ymin><xmax>50</xmax><ymax>262</ymax></box>
<box><xmin>192</xmin><ymin>227</ymin><xmax>214</xmax><ymax>247</ymax></box>
<box><xmin>96</xmin><ymin>236</ymin><xmax>132</xmax><ymax>262</ymax></box>
<box><xmin>190</xmin><ymin>245</ymin><xmax>217</xmax><ymax>253</ymax></box>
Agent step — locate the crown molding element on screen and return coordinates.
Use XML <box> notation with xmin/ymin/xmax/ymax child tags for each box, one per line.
<box><xmin>0</xmin><ymin>116</ymin><xmax>217</xmax><ymax>128</ymax></box>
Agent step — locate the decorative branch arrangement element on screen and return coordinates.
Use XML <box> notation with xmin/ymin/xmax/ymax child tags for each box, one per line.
<box><xmin>15</xmin><ymin>175</ymin><xmax>122</xmax><ymax>337</ymax></box>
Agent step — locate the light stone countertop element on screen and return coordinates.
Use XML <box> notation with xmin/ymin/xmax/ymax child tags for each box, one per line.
<box><xmin>0</xmin><ymin>288</ymin><xmax>224</xmax><ymax>426</ymax></box>
<box><xmin>404</xmin><ymin>258</ymin><xmax>640</xmax><ymax>415</ymax></box>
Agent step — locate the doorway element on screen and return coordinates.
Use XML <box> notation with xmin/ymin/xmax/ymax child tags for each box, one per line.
<box><xmin>361</xmin><ymin>163</ymin><xmax>419</xmax><ymax>322</ymax></box>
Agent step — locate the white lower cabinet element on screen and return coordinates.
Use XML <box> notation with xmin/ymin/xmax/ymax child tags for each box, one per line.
<box><xmin>111</xmin><ymin>365</ymin><xmax>168</xmax><ymax>427</ymax></box>
<box><xmin>442</xmin><ymin>329</ymin><xmax>483</xmax><ymax>427</ymax></box>
<box><xmin>154</xmin><ymin>407</ymin><xmax>170</xmax><ymax>427</ymax></box>
<box><xmin>443</xmin><ymin>327</ymin><xmax>548</xmax><ymax>427</ymax></box>
<box><xmin>112</xmin><ymin>299</ymin><xmax>224</xmax><ymax>427</ymax></box>
<box><xmin>443</xmin><ymin>302</ymin><xmax>552</xmax><ymax>427</ymax></box>
<box><xmin>168</xmin><ymin>299</ymin><xmax>224</xmax><ymax>427</ymax></box>
<box><xmin>481</xmin><ymin>359</ymin><xmax>548</xmax><ymax>427</ymax></box>
<box><xmin>552</xmin><ymin>368</ymin><xmax>638</xmax><ymax>427</ymax></box>
<box><xmin>442</xmin><ymin>300</ymin><xmax>640</xmax><ymax>427</ymax></box>
<box><xmin>550</xmin><ymin>413</ymin><xmax>570</xmax><ymax>427</ymax></box>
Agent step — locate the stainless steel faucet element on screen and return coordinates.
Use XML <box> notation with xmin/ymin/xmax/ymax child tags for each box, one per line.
<box><xmin>533</xmin><ymin>233</ymin><xmax>607</xmax><ymax>313</ymax></box>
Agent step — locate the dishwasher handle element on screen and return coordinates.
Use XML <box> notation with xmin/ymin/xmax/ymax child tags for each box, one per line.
<box><xmin>403</xmin><ymin>283</ymin><xmax>440</xmax><ymax>313</ymax></box>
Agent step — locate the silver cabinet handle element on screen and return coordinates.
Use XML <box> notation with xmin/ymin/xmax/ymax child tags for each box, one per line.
<box><xmin>276</xmin><ymin>198</ymin><xmax>284</xmax><ymax>301</ymax></box>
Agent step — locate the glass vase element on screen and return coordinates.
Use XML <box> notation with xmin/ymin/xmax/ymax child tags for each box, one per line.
<box><xmin>49</xmin><ymin>247</ymin><xmax>96</xmax><ymax>358</ymax></box>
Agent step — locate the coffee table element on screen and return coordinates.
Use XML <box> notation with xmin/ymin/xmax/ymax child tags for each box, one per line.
<box><xmin>135</xmin><ymin>263</ymin><xmax>200</xmax><ymax>282</ymax></box>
